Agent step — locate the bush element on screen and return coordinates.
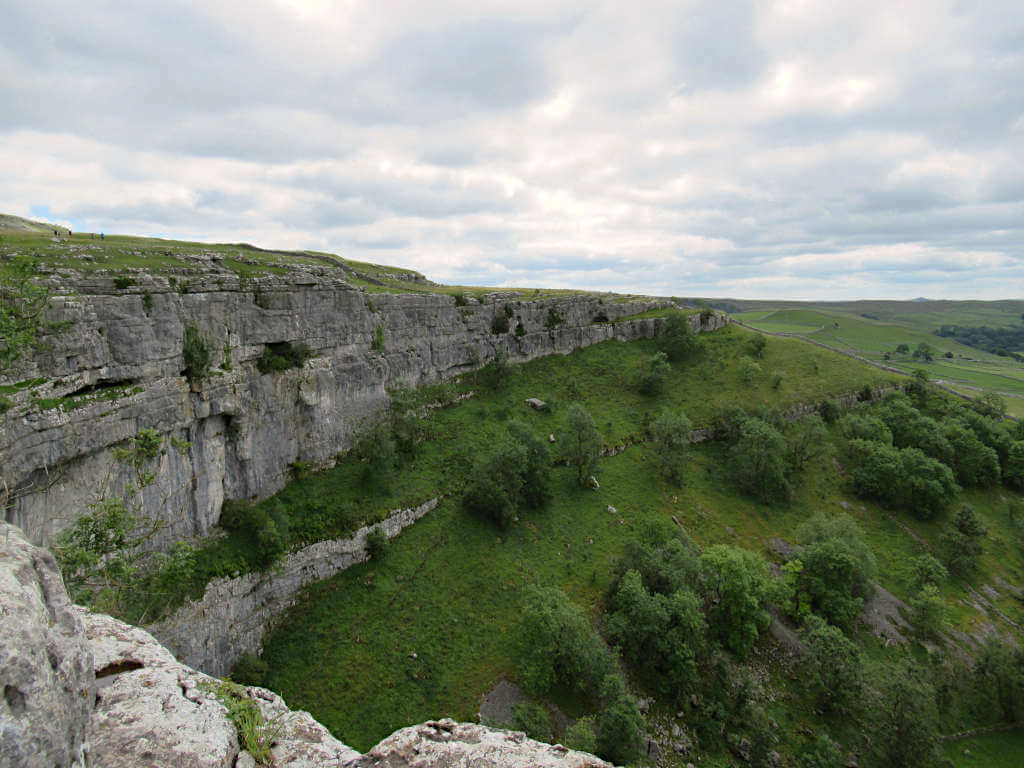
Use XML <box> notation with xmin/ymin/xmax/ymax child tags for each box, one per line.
<box><xmin>463</xmin><ymin>421</ymin><xmax>551</xmax><ymax>528</ymax></box>
<box><xmin>354</xmin><ymin>416</ymin><xmax>397</xmax><ymax>488</ymax></box>
<box><xmin>0</xmin><ymin>395</ymin><xmax>13</xmax><ymax>414</ymax></box>
<box><xmin>657</xmin><ymin>311</ymin><xmax>700</xmax><ymax>362</ymax></box>
<box><xmin>771</xmin><ymin>369</ymin><xmax>786</xmax><ymax>389</ymax></box>
<box><xmin>491</xmin><ymin>313</ymin><xmax>510</xmax><ymax>334</ymax></box>
<box><xmin>365</xmin><ymin>528</ymin><xmax>389</xmax><ymax>561</ymax></box>
<box><xmin>454</xmin><ymin>292</ymin><xmax>469</xmax><ymax>306</ymax></box>
<box><xmin>595</xmin><ymin>674</ymin><xmax>645</xmax><ymax>766</ymax></box>
<box><xmin>544</xmin><ymin>307</ymin><xmax>564</xmax><ymax>328</ymax></box>
<box><xmin>479</xmin><ymin>346</ymin><xmax>509</xmax><ymax>390</ymax></box>
<box><xmin>218</xmin><ymin>499</ymin><xmax>289</xmax><ymax>569</ymax></box>
<box><xmin>909</xmin><ymin>584</ymin><xmax>948</xmax><ymax>638</ymax></box>
<box><xmin>838</xmin><ymin>413</ymin><xmax>892</xmax><ymax>444</ymax></box>
<box><xmin>738</xmin><ymin>356</ymin><xmax>762</xmax><ymax>384</ymax></box>
<box><xmin>941</xmin><ymin>505</ymin><xmax>985</xmax><ymax>575</ymax></box>
<box><xmin>801</xmin><ymin>615</ymin><xmax>863</xmax><ymax>713</ymax></box>
<box><xmin>698</xmin><ymin>545</ymin><xmax>770</xmax><ymax>658</ymax></box>
<box><xmin>748</xmin><ymin>334</ymin><xmax>767</xmax><ymax>358</ymax></box>
<box><xmin>650</xmin><ymin>408</ymin><xmax>692</xmax><ymax>484</ymax></box>
<box><xmin>512</xmin><ymin>702</ymin><xmax>551</xmax><ymax>742</ymax></box>
<box><xmin>818</xmin><ymin>398</ymin><xmax>841</xmax><ymax>423</ymax></box>
<box><xmin>637</xmin><ymin>351</ymin><xmax>671</xmax><ymax>395</ymax></box>
<box><xmin>256</xmin><ymin>341</ymin><xmax>312</xmax><ymax>374</ymax></box>
<box><xmin>559</xmin><ymin>403</ymin><xmax>602</xmax><ymax>486</ymax></box>
<box><xmin>183</xmin><ymin>324</ymin><xmax>211</xmax><ymax>383</ymax></box>
<box><xmin>943</xmin><ymin>420</ymin><xmax>1000</xmax><ymax>486</ymax></box>
<box><xmin>563</xmin><ymin>716</ymin><xmax>598</xmax><ymax>754</ymax></box>
<box><xmin>731</xmin><ymin>418</ymin><xmax>790</xmax><ymax>504</ymax></box>
<box><xmin>1006</xmin><ymin>441</ymin><xmax>1024</xmax><ymax>489</ymax></box>
<box><xmin>113</xmin><ymin>276</ymin><xmax>135</xmax><ymax>289</ymax></box>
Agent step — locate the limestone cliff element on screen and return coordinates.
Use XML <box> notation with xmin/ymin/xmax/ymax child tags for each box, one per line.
<box><xmin>0</xmin><ymin>265</ymin><xmax>680</xmax><ymax>547</ymax></box>
<box><xmin>0</xmin><ymin>521</ymin><xmax>614</xmax><ymax>768</ymax></box>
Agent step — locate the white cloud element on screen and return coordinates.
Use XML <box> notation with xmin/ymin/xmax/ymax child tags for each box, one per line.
<box><xmin>0</xmin><ymin>0</ymin><xmax>1021</xmax><ymax>299</ymax></box>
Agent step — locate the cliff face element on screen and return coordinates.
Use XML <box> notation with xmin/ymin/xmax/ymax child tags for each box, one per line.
<box><xmin>0</xmin><ymin>521</ymin><xmax>613</xmax><ymax>768</ymax></box>
<box><xmin>0</xmin><ymin>270</ymin><xmax>673</xmax><ymax>546</ymax></box>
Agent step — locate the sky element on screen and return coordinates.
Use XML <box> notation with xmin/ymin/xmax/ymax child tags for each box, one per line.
<box><xmin>1</xmin><ymin>0</ymin><xmax>1022</xmax><ymax>300</ymax></box>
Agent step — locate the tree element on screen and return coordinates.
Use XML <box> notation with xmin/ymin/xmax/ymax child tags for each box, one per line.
<box><xmin>605</xmin><ymin>570</ymin><xmax>706</xmax><ymax>699</ymax></box>
<box><xmin>913</xmin><ymin>342</ymin><xmax>934</xmax><ymax>362</ymax></box>
<box><xmin>801</xmin><ymin>615</ymin><xmax>863</xmax><ymax>713</ymax></box>
<box><xmin>838</xmin><ymin>413</ymin><xmax>893</xmax><ymax>445</ymax></box>
<box><xmin>1006</xmin><ymin>441</ymin><xmax>1024</xmax><ymax>490</ymax></box>
<box><xmin>940</xmin><ymin>505</ymin><xmax>986</xmax><ymax>575</ymax></box>
<box><xmin>505</xmin><ymin>420</ymin><xmax>552</xmax><ymax>509</ymax></box>
<box><xmin>595</xmin><ymin>674</ymin><xmax>645</xmax><ymax>766</ymax></box>
<box><xmin>976</xmin><ymin>637</ymin><xmax>1024</xmax><ymax>723</ymax></box>
<box><xmin>738</xmin><ymin>356</ymin><xmax>762</xmax><ymax>384</ymax></box>
<box><xmin>873</xmin><ymin>662</ymin><xmax>943</xmax><ymax>768</ymax></box>
<box><xmin>354</xmin><ymin>415</ymin><xmax>397</xmax><ymax>488</ymax></box>
<box><xmin>909</xmin><ymin>554</ymin><xmax>948</xmax><ymax>591</ymax></box>
<box><xmin>657</xmin><ymin>311</ymin><xmax>700</xmax><ymax>362</ymax></box>
<box><xmin>0</xmin><ymin>256</ymin><xmax>54</xmax><ymax>374</ymax></box>
<box><xmin>608</xmin><ymin>523</ymin><xmax>700</xmax><ymax>598</ymax></box>
<box><xmin>787</xmin><ymin>413</ymin><xmax>829</xmax><ymax>471</ymax></box>
<box><xmin>731</xmin><ymin>418</ymin><xmax>790</xmax><ymax>504</ymax></box>
<box><xmin>182</xmin><ymin>324</ymin><xmax>211</xmax><ymax>383</ymax></box>
<box><xmin>559</xmin><ymin>403</ymin><xmax>602</xmax><ymax>486</ymax></box>
<box><xmin>480</xmin><ymin>345</ymin><xmax>509</xmax><ymax>390</ymax></box>
<box><xmin>638</xmin><ymin>351</ymin><xmax>671</xmax><ymax>395</ymax></box>
<box><xmin>515</xmin><ymin>585</ymin><xmax>615</xmax><ymax>697</ymax></box>
<box><xmin>799</xmin><ymin>734</ymin><xmax>845</xmax><ymax>768</ymax></box>
<box><xmin>650</xmin><ymin>408</ymin><xmax>692</xmax><ymax>484</ymax></box>
<box><xmin>748</xmin><ymin>334</ymin><xmax>767</xmax><ymax>359</ymax></box>
<box><xmin>794</xmin><ymin>513</ymin><xmax>877</xmax><ymax>628</ymax></box>
<box><xmin>944</xmin><ymin>420</ymin><xmax>1000</xmax><ymax>486</ymax></box>
<box><xmin>698</xmin><ymin>545</ymin><xmax>770</xmax><ymax>658</ymax></box>
<box><xmin>563</xmin><ymin>716</ymin><xmax>598</xmax><ymax>754</ymax></box>
<box><xmin>908</xmin><ymin>584</ymin><xmax>948</xmax><ymax>638</ymax></box>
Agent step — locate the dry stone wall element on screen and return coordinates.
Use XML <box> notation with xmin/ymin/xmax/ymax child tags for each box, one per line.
<box><xmin>0</xmin><ymin>270</ymin><xmax>680</xmax><ymax>547</ymax></box>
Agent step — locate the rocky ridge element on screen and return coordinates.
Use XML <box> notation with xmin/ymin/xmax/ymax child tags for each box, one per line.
<box><xmin>0</xmin><ymin>267</ymin><xmax>695</xmax><ymax>548</ymax></box>
<box><xmin>0</xmin><ymin>521</ymin><xmax>614</xmax><ymax>768</ymax></box>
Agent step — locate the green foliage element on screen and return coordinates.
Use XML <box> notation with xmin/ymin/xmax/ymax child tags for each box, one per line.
<box><xmin>200</xmin><ymin>680</ymin><xmax>289</xmax><ymax>766</ymax></box>
<box><xmin>738</xmin><ymin>355</ymin><xmax>762</xmax><ymax>383</ymax></box>
<box><xmin>909</xmin><ymin>553</ymin><xmax>948</xmax><ymax>591</ymax></box>
<box><xmin>454</xmin><ymin>292</ymin><xmax>469</xmax><ymax>306</ymax></box>
<box><xmin>141</xmin><ymin>290</ymin><xmax>154</xmax><ymax>314</ymax></box>
<box><xmin>801</xmin><ymin>615</ymin><xmax>863</xmax><ymax>712</ymax></box>
<box><xmin>605</xmin><ymin>569</ymin><xmax>706</xmax><ymax>699</ymax></box>
<box><xmin>563</xmin><ymin>716</ymin><xmax>598</xmax><ymax>754</ymax></box>
<box><xmin>649</xmin><ymin>408</ymin><xmax>692</xmax><ymax>483</ymax></box>
<box><xmin>515</xmin><ymin>585</ymin><xmax>615</xmax><ymax>697</ymax></box>
<box><xmin>872</xmin><ymin>662</ymin><xmax>942</xmax><ymax>768</ymax></box>
<box><xmin>219</xmin><ymin>499</ymin><xmax>289</xmax><ymax>569</ymax></box>
<box><xmin>365</xmin><ymin>528</ymin><xmax>389</xmax><ymax>561</ymax></box>
<box><xmin>231</xmin><ymin>652</ymin><xmax>269</xmax><ymax>687</ymax></box>
<box><xmin>354</xmin><ymin>415</ymin><xmax>397</xmax><ymax>489</ymax></box>
<box><xmin>595</xmin><ymin>673</ymin><xmax>645</xmax><ymax>766</ymax></box>
<box><xmin>0</xmin><ymin>395</ymin><xmax>12</xmax><ymax>414</ymax></box>
<box><xmin>838</xmin><ymin>413</ymin><xmax>893</xmax><ymax>444</ymax></box>
<box><xmin>637</xmin><ymin>351</ymin><xmax>671</xmax><ymax>395</ymax></box>
<box><xmin>491</xmin><ymin>312</ymin><xmax>510</xmax><ymax>334</ymax></box>
<box><xmin>748</xmin><ymin>334</ymin><xmax>767</xmax><ymax>359</ymax></box>
<box><xmin>1006</xmin><ymin>441</ymin><xmax>1024</xmax><ymax>489</ymax></box>
<box><xmin>608</xmin><ymin>523</ymin><xmax>700</xmax><ymax>598</ymax></box>
<box><xmin>698</xmin><ymin>545</ymin><xmax>770</xmax><ymax>658</ymax></box>
<box><xmin>771</xmin><ymin>369</ymin><xmax>786</xmax><ymax>389</ymax></box>
<box><xmin>182</xmin><ymin>324</ymin><xmax>211</xmax><ymax>383</ymax></box>
<box><xmin>657</xmin><ymin>311</ymin><xmax>700</xmax><ymax>362</ymax></box>
<box><xmin>545</xmin><ymin>307</ymin><xmax>564</xmax><ymax>329</ymax></box>
<box><xmin>0</xmin><ymin>257</ymin><xmax>54</xmax><ymax>374</ymax></box>
<box><xmin>817</xmin><ymin>398</ymin><xmax>841</xmax><ymax>423</ymax></box>
<box><xmin>847</xmin><ymin>439</ymin><xmax>958</xmax><ymax>519</ymax></box>
<box><xmin>909</xmin><ymin>584</ymin><xmax>949</xmax><ymax>638</ymax></box>
<box><xmin>943</xmin><ymin>420</ymin><xmax>1001</xmax><ymax>486</ymax></box>
<box><xmin>512</xmin><ymin>702</ymin><xmax>551</xmax><ymax>742</ymax></box>
<box><xmin>787</xmin><ymin>413</ymin><xmax>829</xmax><ymax>471</ymax></box>
<box><xmin>371</xmin><ymin>323</ymin><xmax>384</xmax><ymax>352</ymax></box>
<box><xmin>940</xmin><ymin>505</ymin><xmax>986</xmax><ymax>574</ymax></box>
<box><xmin>976</xmin><ymin>637</ymin><xmax>1024</xmax><ymax>723</ymax></box>
<box><xmin>113</xmin><ymin>276</ymin><xmax>135</xmax><ymax>289</ymax></box>
<box><xmin>559</xmin><ymin>403</ymin><xmax>602</xmax><ymax>486</ymax></box>
<box><xmin>792</xmin><ymin>513</ymin><xmax>876</xmax><ymax>628</ymax></box>
<box><xmin>798</xmin><ymin>734</ymin><xmax>845</xmax><ymax>768</ymax></box>
<box><xmin>463</xmin><ymin>421</ymin><xmax>551</xmax><ymax>528</ymax></box>
<box><xmin>479</xmin><ymin>345</ymin><xmax>509</xmax><ymax>390</ymax></box>
<box><xmin>256</xmin><ymin>341</ymin><xmax>312</xmax><ymax>373</ymax></box>
<box><xmin>730</xmin><ymin>417</ymin><xmax>790</xmax><ymax>504</ymax></box>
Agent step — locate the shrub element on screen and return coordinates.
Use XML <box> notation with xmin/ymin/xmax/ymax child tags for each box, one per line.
<box><xmin>818</xmin><ymin>398</ymin><xmax>841</xmax><ymax>423</ymax></box>
<box><xmin>595</xmin><ymin>674</ymin><xmax>645</xmax><ymax>765</ymax></box>
<box><xmin>231</xmin><ymin>652</ymin><xmax>268</xmax><ymax>687</ymax></box>
<box><xmin>909</xmin><ymin>584</ymin><xmax>948</xmax><ymax>638</ymax></box>
<box><xmin>793</xmin><ymin>513</ymin><xmax>877</xmax><ymax>628</ymax></box>
<box><xmin>838</xmin><ymin>414</ymin><xmax>892</xmax><ymax>444</ymax></box>
<box><xmin>650</xmin><ymin>408</ymin><xmax>692</xmax><ymax>484</ymax></box>
<box><xmin>563</xmin><ymin>716</ymin><xmax>598</xmax><ymax>754</ymax></box>
<box><xmin>748</xmin><ymin>334</ymin><xmax>767</xmax><ymax>358</ymax></box>
<box><xmin>514</xmin><ymin>322</ymin><xmax>526</xmax><ymax>337</ymax></box>
<box><xmin>739</xmin><ymin>356</ymin><xmax>762</xmax><ymax>384</ymax></box>
<box><xmin>698</xmin><ymin>545</ymin><xmax>770</xmax><ymax>658</ymax></box>
<box><xmin>371</xmin><ymin>323</ymin><xmax>384</xmax><ymax>352</ymax></box>
<box><xmin>479</xmin><ymin>345</ymin><xmax>509</xmax><ymax>390</ymax></box>
<box><xmin>730</xmin><ymin>418</ymin><xmax>790</xmax><ymax>504</ymax></box>
<box><xmin>771</xmin><ymin>369</ymin><xmax>786</xmax><ymax>389</ymax></box>
<box><xmin>637</xmin><ymin>351</ymin><xmax>671</xmax><ymax>395</ymax></box>
<box><xmin>940</xmin><ymin>505</ymin><xmax>985</xmax><ymax>575</ymax></box>
<box><xmin>559</xmin><ymin>403</ymin><xmax>602</xmax><ymax>486</ymax></box>
<box><xmin>256</xmin><ymin>341</ymin><xmax>312</xmax><ymax>374</ymax></box>
<box><xmin>801</xmin><ymin>615</ymin><xmax>863</xmax><ymax>713</ymax></box>
<box><xmin>0</xmin><ymin>395</ymin><xmax>13</xmax><ymax>414</ymax></box>
<box><xmin>113</xmin><ymin>276</ymin><xmax>135</xmax><ymax>289</ymax></box>
<box><xmin>657</xmin><ymin>311</ymin><xmax>700</xmax><ymax>362</ymax></box>
<box><xmin>512</xmin><ymin>702</ymin><xmax>551</xmax><ymax>742</ymax></box>
<box><xmin>182</xmin><ymin>324</ymin><xmax>211</xmax><ymax>383</ymax></box>
<box><xmin>544</xmin><ymin>307</ymin><xmax>564</xmax><ymax>329</ymax></box>
<box><xmin>453</xmin><ymin>292</ymin><xmax>468</xmax><ymax>306</ymax></box>
<box><xmin>491</xmin><ymin>313</ymin><xmax>510</xmax><ymax>334</ymax></box>
<box><xmin>1006</xmin><ymin>441</ymin><xmax>1024</xmax><ymax>489</ymax></box>
<box><xmin>354</xmin><ymin>416</ymin><xmax>397</xmax><ymax>488</ymax></box>
<box><xmin>365</xmin><ymin>528</ymin><xmax>389</xmax><ymax>561</ymax></box>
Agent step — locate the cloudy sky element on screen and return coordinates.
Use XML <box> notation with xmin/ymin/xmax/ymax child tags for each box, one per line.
<box><xmin>1</xmin><ymin>0</ymin><xmax>1022</xmax><ymax>299</ymax></box>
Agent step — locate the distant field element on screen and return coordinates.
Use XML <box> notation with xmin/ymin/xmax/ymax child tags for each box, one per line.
<box><xmin>735</xmin><ymin>305</ymin><xmax>1024</xmax><ymax>400</ymax></box>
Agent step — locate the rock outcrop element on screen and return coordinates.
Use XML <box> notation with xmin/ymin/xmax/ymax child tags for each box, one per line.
<box><xmin>0</xmin><ymin>267</ymin><xmax>696</xmax><ymax>548</ymax></box>
<box><xmin>0</xmin><ymin>521</ymin><xmax>615</xmax><ymax>768</ymax></box>
<box><xmin>148</xmin><ymin>498</ymin><xmax>439</xmax><ymax>678</ymax></box>
<box><xmin>0</xmin><ymin>522</ymin><xmax>92</xmax><ymax>768</ymax></box>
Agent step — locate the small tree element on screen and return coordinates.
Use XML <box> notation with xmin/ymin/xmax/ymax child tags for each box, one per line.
<box><xmin>0</xmin><ymin>257</ymin><xmax>54</xmax><ymax>375</ymax></box>
<box><xmin>909</xmin><ymin>584</ymin><xmax>948</xmax><ymax>638</ymax></box>
<box><xmin>657</xmin><ymin>311</ymin><xmax>700</xmax><ymax>362</ymax></box>
<box><xmin>698</xmin><ymin>545</ymin><xmax>770</xmax><ymax>658</ymax></box>
<box><xmin>638</xmin><ymin>351</ymin><xmax>671</xmax><ymax>395</ymax></box>
<box><xmin>801</xmin><ymin>615</ymin><xmax>863</xmax><ymax>713</ymax></box>
<box><xmin>738</xmin><ymin>356</ymin><xmax>762</xmax><ymax>384</ymax></box>
<box><xmin>560</xmin><ymin>403</ymin><xmax>602</xmax><ymax>486</ymax></box>
<box><xmin>650</xmin><ymin>408</ymin><xmax>692</xmax><ymax>484</ymax></box>
<box><xmin>731</xmin><ymin>418</ymin><xmax>790</xmax><ymax>504</ymax></box>
<box><xmin>748</xmin><ymin>334</ymin><xmax>767</xmax><ymax>359</ymax></box>
<box><xmin>940</xmin><ymin>505</ymin><xmax>986</xmax><ymax>575</ymax></box>
<box><xmin>183</xmin><ymin>324</ymin><xmax>211</xmax><ymax>383</ymax></box>
<box><xmin>354</xmin><ymin>415</ymin><xmax>397</xmax><ymax>488</ymax></box>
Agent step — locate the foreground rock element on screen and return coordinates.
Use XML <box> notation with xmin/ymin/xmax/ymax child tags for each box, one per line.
<box><xmin>352</xmin><ymin>719</ymin><xmax>612</xmax><ymax>768</ymax></box>
<box><xmin>1</xmin><ymin>522</ymin><xmax>616</xmax><ymax>768</ymax></box>
<box><xmin>0</xmin><ymin>522</ymin><xmax>92</xmax><ymax>768</ymax></box>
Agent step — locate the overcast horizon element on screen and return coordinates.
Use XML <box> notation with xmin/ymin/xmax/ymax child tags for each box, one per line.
<box><xmin>1</xmin><ymin>1</ymin><xmax>1022</xmax><ymax>300</ymax></box>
